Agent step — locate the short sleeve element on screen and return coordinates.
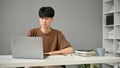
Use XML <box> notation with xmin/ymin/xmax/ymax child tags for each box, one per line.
<box><xmin>57</xmin><ymin>31</ymin><xmax>72</xmax><ymax>50</ymax></box>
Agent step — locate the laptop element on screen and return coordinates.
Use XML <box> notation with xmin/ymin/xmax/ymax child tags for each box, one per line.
<box><xmin>10</xmin><ymin>37</ymin><xmax>44</xmax><ymax>59</ymax></box>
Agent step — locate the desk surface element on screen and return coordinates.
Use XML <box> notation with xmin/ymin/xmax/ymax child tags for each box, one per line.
<box><xmin>0</xmin><ymin>55</ymin><xmax>120</xmax><ymax>67</ymax></box>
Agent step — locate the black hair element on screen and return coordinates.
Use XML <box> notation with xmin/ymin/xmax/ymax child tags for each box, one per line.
<box><xmin>38</xmin><ymin>6</ymin><xmax>55</xmax><ymax>18</ymax></box>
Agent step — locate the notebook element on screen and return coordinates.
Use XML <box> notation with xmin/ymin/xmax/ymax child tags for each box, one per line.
<box><xmin>10</xmin><ymin>37</ymin><xmax>44</xmax><ymax>59</ymax></box>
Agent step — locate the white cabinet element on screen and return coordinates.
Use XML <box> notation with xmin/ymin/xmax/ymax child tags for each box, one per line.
<box><xmin>103</xmin><ymin>0</ymin><xmax>120</xmax><ymax>67</ymax></box>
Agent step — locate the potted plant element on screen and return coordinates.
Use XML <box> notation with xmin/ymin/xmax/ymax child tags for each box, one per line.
<box><xmin>78</xmin><ymin>49</ymin><xmax>99</xmax><ymax>68</ymax></box>
<box><xmin>78</xmin><ymin>64</ymin><xmax>99</xmax><ymax>68</ymax></box>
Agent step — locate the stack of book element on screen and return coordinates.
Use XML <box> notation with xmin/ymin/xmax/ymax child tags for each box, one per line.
<box><xmin>108</xmin><ymin>30</ymin><xmax>114</xmax><ymax>39</ymax></box>
<box><xmin>74</xmin><ymin>50</ymin><xmax>96</xmax><ymax>57</ymax></box>
<box><xmin>118</xmin><ymin>42</ymin><xmax>120</xmax><ymax>53</ymax></box>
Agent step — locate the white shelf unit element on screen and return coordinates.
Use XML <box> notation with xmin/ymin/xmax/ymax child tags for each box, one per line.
<box><xmin>103</xmin><ymin>0</ymin><xmax>120</xmax><ymax>68</ymax></box>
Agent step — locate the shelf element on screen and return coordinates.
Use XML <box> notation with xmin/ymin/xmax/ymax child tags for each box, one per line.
<box><xmin>104</xmin><ymin>11</ymin><xmax>114</xmax><ymax>15</ymax></box>
<box><xmin>115</xmin><ymin>40</ymin><xmax>120</xmax><ymax>53</ymax></box>
<box><xmin>115</xmin><ymin>38</ymin><xmax>120</xmax><ymax>40</ymax></box>
<box><xmin>104</xmin><ymin>26</ymin><xmax>114</xmax><ymax>39</ymax></box>
<box><xmin>106</xmin><ymin>50</ymin><xmax>114</xmax><ymax>53</ymax></box>
<box><xmin>116</xmin><ymin>50</ymin><xmax>120</xmax><ymax>53</ymax></box>
<box><xmin>105</xmin><ymin>51</ymin><xmax>114</xmax><ymax>56</ymax></box>
<box><xmin>115</xmin><ymin>24</ymin><xmax>120</xmax><ymax>26</ymax></box>
<box><xmin>103</xmin><ymin>0</ymin><xmax>120</xmax><ymax>67</ymax></box>
<box><xmin>114</xmin><ymin>12</ymin><xmax>120</xmax><ymax>25</ymax></box>
<box><xmin>104</xmin><ymin>25</ymin><xmax>114</xmax><ymax>27</ymax></box>
<box><xmin>114</xmin><ymin>0</ymin><xmax>120</xmax><ymax>11</ymax></box>
<box><xmin>103</xmin><ymin>39</ymin><xmax>114</xmax><ymax>52</ymax></box>
<box><xmin>115</xmin><ymin>26</ymin><xmax>120</xmax><ymax>39</ymax></box>
<box><xmin>115</xmin><ymin>53</ymin><xmax>120</xmax><ymax>57</ymax></box>
<box><xmin>104</xmin><ymin>14</ymin><xmax>114</xmax><ymax>25</ymax></box>
<box><xmin>115</xmin><ymin>10</ymin><xmax>120</xmax><ymax>13</ymax></box>
<box><xmin>104</xmin><ymin>0</ymin><xmax>113</xmax><ymax>3</ymax></box>
<box><xmin>103</xmin><ymin>0</ymin><xmax>114</xmax><ymax>13</ymax></box>
<box><xmin>104</xmin><ymin>38</ymin><xmax>114</xmax><ymax>40</ymax></box>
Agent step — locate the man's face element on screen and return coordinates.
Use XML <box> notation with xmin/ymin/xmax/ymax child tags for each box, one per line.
<box><xmin>39</xmin><ymin>17</ymin><xmax>53</xmax><ymax>29</ymax></box>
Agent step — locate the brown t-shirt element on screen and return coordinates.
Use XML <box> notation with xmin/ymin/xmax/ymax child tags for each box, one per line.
<box><xmin>27</xmin><ymin>27</ymin><xmax>72</xmax><ymax>53</ymax></box>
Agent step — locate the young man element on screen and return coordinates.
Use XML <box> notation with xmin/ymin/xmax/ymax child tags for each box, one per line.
<box><xmin>27</xmin><ymin>6</ymin><xmax>73</xmax><ymax>68</ymax></box>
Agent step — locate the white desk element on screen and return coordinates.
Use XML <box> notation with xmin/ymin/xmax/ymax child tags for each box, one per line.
<box><xmin>0</xmin><ymin>55</ymin><xmax>120</xmax><ymax>68</ymax></box>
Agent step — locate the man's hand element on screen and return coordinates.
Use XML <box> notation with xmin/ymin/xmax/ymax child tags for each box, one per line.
<box><xmin>44</xmin><ymin>51</ymin><xmax>62</xmax><ymax>55</ymax></box>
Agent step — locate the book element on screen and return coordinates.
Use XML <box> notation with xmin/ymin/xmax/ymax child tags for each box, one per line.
<box><xmin>74</xmin><ymin>50</ymin><xmax>96</xmax><ymax>57</ymax></box>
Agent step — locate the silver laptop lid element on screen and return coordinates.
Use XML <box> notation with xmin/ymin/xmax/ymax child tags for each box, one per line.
<box><xmin>11</xmin><ymin>37</ymin><xmax>44</xmax><ymax>59</ymax></box>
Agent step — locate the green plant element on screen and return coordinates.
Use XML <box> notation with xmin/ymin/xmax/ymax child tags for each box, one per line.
<box><xmin>78</xmin><ymin>64</ymin><xmax>90</xmax><ymax>68</ymax></box>
<box><xmin>78</xmin><ymin>64</ymin><xmax>99</xmax><ymax>68</ymax></box>
<box><xmin>78</xmin><ymin>49</ymin><xmax>99</xmax><ymax>68</ymax></box>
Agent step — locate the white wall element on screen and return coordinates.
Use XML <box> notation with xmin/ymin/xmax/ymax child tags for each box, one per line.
<box><xmin>0</xmin><ymin>0</ymin><xmax>102</xmax><ymax>55</ymax></box>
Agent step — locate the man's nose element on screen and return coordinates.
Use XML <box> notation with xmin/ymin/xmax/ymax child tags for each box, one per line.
<box><xmin>42</xmin><ymin>19</ymin><xmax>46</xmax><ymax>23</ymax></box>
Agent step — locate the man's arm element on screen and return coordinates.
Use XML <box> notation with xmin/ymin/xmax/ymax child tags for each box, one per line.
<box><xmin>45</xmin><ymin>47</ymin><xmax>74</xmax><ymax>55</ymax></box>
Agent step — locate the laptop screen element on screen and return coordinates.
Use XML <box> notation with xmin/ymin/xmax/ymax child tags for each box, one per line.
<box><xmin>11</xmin><ymin>37</ymin><xmax>44</xmax><ymax>59</ymax></box>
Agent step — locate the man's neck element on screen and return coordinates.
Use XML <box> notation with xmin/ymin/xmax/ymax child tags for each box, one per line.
<box><xmin>41</xmin><ymin>27</ymin><xmax>51</xmax><ymax>34</ymax></box>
